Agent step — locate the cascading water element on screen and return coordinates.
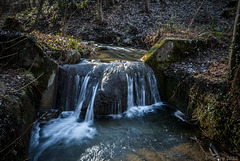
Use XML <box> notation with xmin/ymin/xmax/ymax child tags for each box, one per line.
<box><xmin>126</xmin><ymin>74</ymin><xmax>134</xmax><ymax>109</ymax></box>
<box><xmin>84</xmin><ymin>83</ymin><xmax>99</xmax><ymax>122</ymax></box>
<box><xmin>53</xmin><ymin>61</ymin><xmax>161</xmax><ymax>116</ymax></box>
<box><xmin>74</xmin><ymin>72</ymin><xmax>90</xmax><ymax>118</ymax></box>
<box><xmin>29</xmin><ymin>60</ymin><xmax>205</xmax><ymax>161</ymax></box>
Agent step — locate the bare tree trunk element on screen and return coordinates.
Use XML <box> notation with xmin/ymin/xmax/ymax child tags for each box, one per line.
<box><xmin>145</xmin><ymin>0</ymin><xmax>150</xmax><ymax>14</ymax></box>
<box><xmin>188</xmin><ymin>0</ymin><xmax>206</xmax><ymax>30</ymax></box>
<box><xmin>111</xmin><ymin>0</ymin><xmax>114</xmax><ymax>5</ymax></box>
<box><xmin>104</xmin><ymin>0</ymin><xmax>106</xmax><ymax>8</ymax></box>
<box><xmin>27</xmin><ymin>0</ymin><xmax>31</xmax><ymax>8</ymax></box>
<box><xmin>98</xmin><ymin>0</ymin><xmax>104</xmax><ymax>24</ymax></box>
<box><xmin>32</xmin><ymin>0</ymin><xmax>36</xmax><ymax>7</ymax></box>
<box><xmin>23</xmin><ymin>0</ymin><xmax>44</xmax><ymax>33</ymax></box>
<box><xmin>0</xmin><ymin>0</ymin><xmax>6</xmax><ymax>19</ymax></box>
<box><xmin>229</xmin><ymin>0</ymin><xmax>240</xmax><ymax>80</ymax></box>
<box><xmin>62</xmin><ymin>0</ymin><xmax>69</xmax><ymax>37</ymax></box>
<box><xmin>232</xmin><ymin>65</ymin><xmax>240</xmax><ymax>88</ymax></box>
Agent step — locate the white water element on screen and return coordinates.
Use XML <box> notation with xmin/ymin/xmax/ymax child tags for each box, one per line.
<box><xmin>30</xmin><ymin>116</ymin><xmax>97</xmax><ymax>161</ymax></box>
<box><xmin>85</xmin><ymin>83</ymin><xmax>99</xmax><ymax>122</ymax></box>
<box><xmin>74</xmin><ymin>73</ymin><xmax>90</xmax><ymax>118</ymax></box>
<box><xmin>126</xmin><ymin>71</ymin><xmax>160</xmax><ymax>110</ymax></box>
<box><xmin>30</xmin><ymin>72</ymin><xmax>100</xmax><ymax>161</ymax></box>
<box><xmin>147</xmin><ymin>72</ymin><xmax>161</xmax><ymax>103</ymax></box>
<box><xmin>54</xmin><ymin>61</ymin><xmax>161</xmax><ymax>114</ymax></box>
<box><xmin>126</xmin><ymin>74</ymin><xmax>134</xmax><ymax>109</ymax></box>
<box><xmin>135</xmin><ymin>73</ymin><xmax>146</xmax><ymax>106</ymax></box>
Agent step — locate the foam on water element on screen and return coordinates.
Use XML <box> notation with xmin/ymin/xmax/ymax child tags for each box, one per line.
<box><xmin>31</xmin><ymin>115</ymin><xmax>97</xmax><ymax>161</ymax></box>
<box><xmin>174</xmin><ymin>110</ymin><xmax>187</xmax><ymax>122</ymax></box>
<box><xmin>108</xmin><ymin>102</ymin><xmax>164</xmax><ymax>119</ymax></box>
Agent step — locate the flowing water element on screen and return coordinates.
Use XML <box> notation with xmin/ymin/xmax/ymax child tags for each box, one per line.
<box><xmin>29</xmin><ymin>60</ymin><xmax>205</xmax><ymax>161</ymax></box>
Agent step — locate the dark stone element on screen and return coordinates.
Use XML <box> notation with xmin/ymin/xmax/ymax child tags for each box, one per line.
<box><xmin>2</xmin><ymin>17</ymin><xmax>23</xmax><ymax>32</ymax></box>
<box><xmin>0</xmin><ymin>31</ymin><xmax>58</xmax><ymax>91</ymax></box>
<box><xmin>226</xmin><ymin>0</ymin><xmax>238</xmax><ymax>8</ymax></box>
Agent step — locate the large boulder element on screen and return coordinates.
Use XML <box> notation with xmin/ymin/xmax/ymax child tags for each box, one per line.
<box><xmin>0</xmin><ymin>31</ymin><xmax>58</xmax><ymax>109</ymax></box>
<box><xmin>142</xmin><ymin>38</ymin><xmax>206</xmax><ymax>110</ymax></box>
<box><xmin>142</xmin><ymin>38</ymin><xmax>205</xmax><ymax>70</ymax></box>
<box><xmin>0</xmin><ymin>31</ymin><xmax>58</xmax><ymax>88</ymax></box>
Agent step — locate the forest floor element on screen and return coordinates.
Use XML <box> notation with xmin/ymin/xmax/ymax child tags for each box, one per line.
<box><xmin>1</xmin><ymin>0</ymin><xmax>236</xmax><ymax>85</ymax></box>
<box><xmin>67</xmin><ymin>0</ymin><xmax>234</xmax><ymax>85</ymax></box>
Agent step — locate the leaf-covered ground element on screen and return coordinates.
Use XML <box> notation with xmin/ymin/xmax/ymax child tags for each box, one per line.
<box><xmin>31</xmin><ymin>0</ymin><xmax>235</xmax><ymax>83</ymax></box>
<box><xmin>11</xmin><ymin>0</ymin><xmax>233</xmax><ymax>84</ymax></box>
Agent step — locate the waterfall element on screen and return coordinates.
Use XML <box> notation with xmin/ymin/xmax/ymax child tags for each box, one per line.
<box><xmin>74</xmin><ymin>73</ymin><xmax>90</xmax><ymax>118</ymax></box>
<box><xmin>85</xmin><ymin>83</ymin><xmax>99</xmax><ymax>122</ymax></box>
<box><xmin>135</xmin><ymin>73</ymin><xmax>146</xmax><ymax>106</ymax></box>
<box><xmin>126</xmin><ymin>74</ymin><xmax>134</xmax><ymax>109</ymax></box>
<box><xmin>147</xmin><ymin>72</ymin><xmax>161</xmax><ymax>103</ymax></box>
<box><xmin>125</xmin><ymin>71</ymin><xmax>160</xmax><ymax>109</ymax></box>
<box><xmin>30</xmin><ymin>60</ymin><xmax>163</xmax><ymax>161</ymax></box>
<box><xmin>54</xmin><ymin>61</ymin><xmax>161</xmax><ymax>117</ymax></box>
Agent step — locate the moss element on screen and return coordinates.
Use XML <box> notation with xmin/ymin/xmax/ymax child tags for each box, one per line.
<box><xmin>189</xmin><ymin>85</ymin><xmax>240</xmax><ymax>154</ymax></box>
<box><xmin>142</xmin><ymin>38</ymin><xmax>205</xmax><ymax>72</ymax></box>
<box><xmin>0</xmin><ymin>83</ymin><xmax>39</xmax><ymax>161</ymax></box>
<box><xmin>142</xmin><ymin>38</ymin><xmax>166</xmax><ymax>62</ymax></box>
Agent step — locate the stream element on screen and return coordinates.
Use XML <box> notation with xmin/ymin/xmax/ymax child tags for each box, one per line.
<box><xmin>29</xmin><ymin>45</ymin><xmax>205</xmax><ymax>161</ymax></box>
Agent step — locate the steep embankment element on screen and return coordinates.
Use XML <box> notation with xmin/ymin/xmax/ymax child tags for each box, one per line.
<box><xmin>143</xmin><ymin>38</ymin><xmax>240</xmax><ymax>156</ymax></box>
<box><xmin>0</xmin><ymin>31</ymin><xmax>57</xmax><ymax>161</ymax></box>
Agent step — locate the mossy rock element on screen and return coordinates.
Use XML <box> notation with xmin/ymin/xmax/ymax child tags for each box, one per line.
<box><xmin>2</xmin><ymin>17</ymin><xmax>23</xmax><ymax>32</ymax></box>
<box><xmin>142</xmin><ymin>38</ymin><xmax>206</xmax><ymax>109</ymax></box>
<box><xmin>0</xmin><ymin>84</ymin><xmax>39</xmax><ymax>161</ymax></box>
<box><xmin>0</xmin><ymin>32</ymin><xmax>58</xmax><ymax>91</ymax></box>
<box><xmin>189</xmin><ymin>84</ymin><xmax>240</xmax><ymax>154</ymax></box>
<box><xmin>142</xmin><ymin>38</ymin><xmax>205</xmax><ymax>71</ymax></box>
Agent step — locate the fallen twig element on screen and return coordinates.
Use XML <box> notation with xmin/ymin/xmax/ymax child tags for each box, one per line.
<box><xmin>190</xmin><ymin>136</ymin><xmax>208</xmax><ymax>156</ymax></box>
<box><xmin>0</xmin><ymin>35</ymin><xmax>25</xmax><ymax>44</ymax></box>
<box><xmin>0</xmin><ymin>56</ymin><xmax>15</xmax><ymax>68</ymax></box>
<box><xmin>26</xmin><ymin>56</ymin><xmax>37</xmax><ymax>73</ymax></box>
<box><xmin>0</xmin><ymin>112</ymin><xmax>47</xmax><ymax>154</ymax></box>
<box><xmin>188</xmin><ymin>0</ymin><xmax>207</xmax><ymax>30</ymax></box>
<box><xmin>4</xmin><ymin>37</ymin><xmax>28</xmax><ymax>50</ymax></box>
<box><xmin>0</xmin><ymin>52</ymin><xmax>19</xmax><ymax>60</ymax></box>
<box><xmin>209</xmin><ymin>143</ymin><xmax>221</xmax><ymax>160</ymax></box>
<box><xmin>8</xmin><ymin>72</ymin><xmax>44</xmax><ymax>94</ymax></box>
<box><xmin>167</xmin><ymin>80</ymin><xmax>184</xmax><ymax>103</ymax></box>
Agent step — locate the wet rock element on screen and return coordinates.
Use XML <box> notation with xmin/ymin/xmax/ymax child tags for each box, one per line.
<box><xmin>94</xmin><ymin>65</ymin><xmax>128</xmax><ymax>114</ymax></box>
<box><xmin>38</xmin><ymin>108</ymin><xmax>64</xmax><ymax>121</ymax></box>
<box><xmin>95</xmin><ymin>46</ymin><xmax>108</xmax><ymax>51</ymax></box>
<box><xmin>54</xmin><ymin>62</ymin><xmax>159</xmax><ymax>116</ymax></box>
<box><xmin>2</xmin><ymin>17</ymin><xmax>23</xmax><ymax>32</ymax></box>
<box><xmin>123</xmin><ymin>38</ymin><xmax>132</xmax><ymax>45</ymax></box>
